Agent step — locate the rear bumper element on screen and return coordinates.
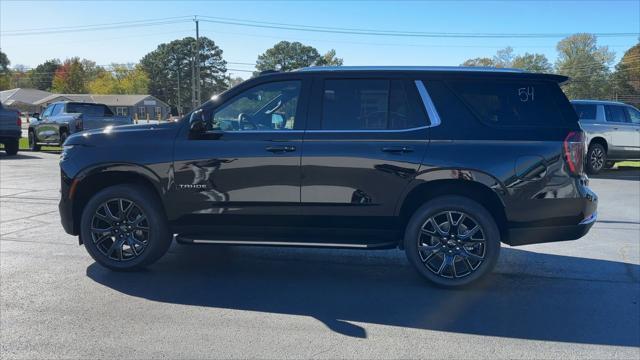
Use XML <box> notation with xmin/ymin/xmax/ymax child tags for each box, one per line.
<box><xmin>0</xmin><ymin>129</ymin><xmax>20</xmax><ymax>140</ymax></box>
<box><xmin>505</xmin><ymin>186</ymin><xmax>598</xmax><ymax>246</ymax></box>
<box><xmin>507</xmin><ymin>212</ymin><xmax>596</xmax><ymax>246</ymax></box>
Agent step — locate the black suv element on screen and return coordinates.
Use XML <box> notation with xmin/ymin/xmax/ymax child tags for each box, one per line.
<box><xmin>59</xmin><ymin>67</ymin><xmax>597</xmax><ymax>287</ymax></box>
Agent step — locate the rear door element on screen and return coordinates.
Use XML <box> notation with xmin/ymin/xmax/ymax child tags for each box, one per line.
<box><xmin>605</xmin><ymin>104</ymin><xmax>637</xmax><ymax>156</ymax></box>
<box><xmin>623</xmin><ymin>106</ymin><xmax>640</xmax><ymax>157</ymax></box>
<box><xmin>300</xmin><ymin>76</ymin><xmax>429</xmax><ymax>236</ymax></box>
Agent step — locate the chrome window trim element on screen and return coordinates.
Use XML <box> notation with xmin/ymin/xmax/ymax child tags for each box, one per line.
<box><xmin>305</xmin><ymin>126</ymin><xmax>429</xmax><ymax>134</ymax></box>
<box><xmin>414</xmin><ymin>80</ymin><xmax>442</xmax><ymax>128</ymax></box>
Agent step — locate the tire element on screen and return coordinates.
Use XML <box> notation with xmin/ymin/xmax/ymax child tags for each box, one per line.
<box><xmin>4</xmin><ymin>138</ymin><xmax>18</xmax><ymax>155</ymax></box>
<box><xmin>80</xmin><ymin>184</ymin><xmax>172</xmax><ymax>271</ymax></box>
<box><xmin>404</xmin><ymin>195</ymin><xmax>501</xmax><ymax>288</ymax></box>
<box><xmin>586</xmin><ymin>143</ymin><xmax>606</xmax><ymax>174</ymax></box>
<box><xmin>59</xmin><ymin>130</ymin><xmax>68</xmax><ymax>146</ymax></box>
<box><xmin>28</xmin><ymin>130</ymin><xmax>40</xmax><ymax>151</ymax></box>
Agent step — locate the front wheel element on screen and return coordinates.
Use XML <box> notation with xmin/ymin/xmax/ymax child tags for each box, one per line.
<box><xmin>28</xmin><ymin>131</ymin><xmax>40</xmax><ymax>151</ymax></box>
<box><xmin>404</xmin><ymin>196</ymin><xmax>501</xmax><ymax>288</ymax></box>
<box><xmin>80</xmin><ymin>184</ymin><xmax>172</xmax><ymax>271</ymax></box>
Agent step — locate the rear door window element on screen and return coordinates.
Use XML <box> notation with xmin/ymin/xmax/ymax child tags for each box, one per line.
<box><xmin>572</xmin><ymin>104</ymin><xmax>597</xmax><ymax>121</ymax></box>
<box><xmin>604</xmin><ymin>105</ymin><xmax>629</xmax><ymax>123</ymax></box>
<box><xmin>625</xmin><ymin>107</ymin><xmax>640</xmax><ymax>125</ymax></box>
<box><xmin>321</xmin><ymin>79</ymin><xmax>424</xmax><ymax>130</ymax></box>
<box><xmin>447</xmin><ymin>80</ymin><xmax>571</xmax><ymax>127</ymax></box>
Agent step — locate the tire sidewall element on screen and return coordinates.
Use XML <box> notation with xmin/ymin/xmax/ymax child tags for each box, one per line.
<box><xmin>587</xmin><ymin>143</ymin><xmax>606</xmax><ymax>174</ymax></box>
<box><xmin>28</xmin><ymin>131</ymin><xmax>40</xmax><ymax>151</ymax></box>
<box><xmin>404</xmin><ymin>195</ymin><xmax>501</xmax><ymax>288</ymax></box>
<box><xmin>4</xmin><ymin>138</ymin><xmax>18</xmax><ymax>155</ymax></box>
<box><xmin>80</xmin><ymin>184</ymin><xmax>171</xmax><ymax>271</ymax></box>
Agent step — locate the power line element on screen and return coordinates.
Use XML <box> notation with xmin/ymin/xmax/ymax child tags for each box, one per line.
<box><xmin>198</xmin><ymin>16</ymin><xmax>639</xmax><ymax>39</ymax></box>
<box><xmin>2</xmin><ymin>14</ymin><xmax>637</xmax><ymax>39</ymax></box>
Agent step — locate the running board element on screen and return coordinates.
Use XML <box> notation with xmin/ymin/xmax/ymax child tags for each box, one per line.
<box><xmin>175</xmin><ymin>235</ymin><xmax>397</xmax><ymax>249</ymax></box>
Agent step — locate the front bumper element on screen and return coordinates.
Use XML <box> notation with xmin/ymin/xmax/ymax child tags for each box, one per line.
<box><xmin>59</xmin><ymin>169</ymin><xmax>77</xmax><ymax>236</ymax></box>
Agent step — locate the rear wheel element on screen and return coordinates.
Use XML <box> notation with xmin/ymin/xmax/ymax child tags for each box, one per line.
<box><xmin>28</xmin><ymin>131</ymin><xmax>40</xmax><ymax>151</ymax></box>
<box><xmin>586</xmin><ymin>143</ymin><xmax>606</xmax><ymax>174</ymax></box>
<box><xmin>404</xmin><ymin>196</ymin><xmax>500</xmax><ymax>288</ymax></box>
<box><xmin>80</xmin><ymin>184</ymin><xmax>172</xmax><ymax>271</ymax></box>
<box><xmin>4</xmin><ymin>138</ymin><xmax>18</xmax><ymax>155</ymax></box>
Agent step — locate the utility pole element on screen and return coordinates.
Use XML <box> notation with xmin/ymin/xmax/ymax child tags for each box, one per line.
<box><xmin>177</xmin><ymin>65</ymin><xmax>181</xmax><ymax>116</ymax></box>
<box><xmin>191</xmin><ymin>43</ymin><xmax>196</xmax><ymax>109</ymax></box>
<box><xmin>194</xmin><ymin>16</ymin><xmax>201</xmax><ymax>106</ymax></box>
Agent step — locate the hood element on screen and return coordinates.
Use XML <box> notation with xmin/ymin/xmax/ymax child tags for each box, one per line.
<box><xmin>65</xmin><ymin>121</ymin><xmax>180</xmax><ymax>146</ymax></box>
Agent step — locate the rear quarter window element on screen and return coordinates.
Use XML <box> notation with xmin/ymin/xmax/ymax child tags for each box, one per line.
<box><xmin>447</xmin><ymin>80</ymin><xmax>573</xmax><ymax>127</ymax></box>
<box><xmin>572</xmin><ymin>104</ymin><xmax>597</xmax><ymax>120</ymax></box>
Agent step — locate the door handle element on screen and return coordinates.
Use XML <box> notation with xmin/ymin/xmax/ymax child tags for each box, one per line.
<box><xmin>265</xmin><ymin>145</ymin><xmax>296</xmax><ymax>153</ymax></box>
<box><xmin>381</xmin><ymin>146</ymin><xmax>414</xmax><ymax>153</ymax></box>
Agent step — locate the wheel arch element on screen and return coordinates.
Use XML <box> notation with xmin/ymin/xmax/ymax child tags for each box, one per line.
<box><xmin>397</xmin><ymin>171</ymin><xmax>509</xmax><ymax>248</ymax></box>
<box><xmin>71</xmin><ymin>163</ymin><xmax>167</xmax><ymax>240</ymax></box>
<box><xmin>589</xmin><ymin>136</ymin><xmax>608</xmax><ymax>153</ymax></box>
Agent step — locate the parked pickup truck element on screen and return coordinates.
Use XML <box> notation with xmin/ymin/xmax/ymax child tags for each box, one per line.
<box><xmin>28</xmin><ymin>101</ymin><xmax>132</xmax><ymax>150</ymax></box>
<box><xmin>0</xmin><ymin>102</ymin><xmax>21</xmax><ymax>156</ymax></box>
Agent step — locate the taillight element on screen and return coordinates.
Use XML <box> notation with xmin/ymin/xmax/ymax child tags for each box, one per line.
<box><xmin>75</xmin><ymin>117</ymin><xmax>83</xmax><ymax>131</ymax></box>
<box><xmin>16</xmin><ymin>115</ymin><xmax>21</xmax><ymax>127</ymax></box>
<box><xmin>564</xmin><ymin>131</ymin><xmax>585</xmax><ymax>176</ymax></box>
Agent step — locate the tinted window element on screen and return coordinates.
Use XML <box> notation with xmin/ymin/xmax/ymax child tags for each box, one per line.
<box><xmin>42</xmin><ymin>105</ymin><xmax>54</xmax><ymax>118</ymax></box>
<box><xmin>604</xmin><ymin>105</ymin><xmax>629</xmax><ymax>123</ymax></box>
<box><xmin>212</xmin><ymin>81</ymin><xmax>301</xmax><ymax>131</ymax></box>
<box><xmin>51</xmin><ymin>104</ymin><xmax>63</xmax><ymax>116</ymax></box>
<box><xmin>573</xmin><ymin>104</ymin><xmax>597</xmax><ymax>120</ymax></box>
<box><xmin>67</xmin><ymin>103</ymin><xmax>108</xmax><ymax>117</ymax></box>
<box><xmin>448</xmin><ymin>80</ymin><xmax>570</xmax><ymax>127</ymax></box>
<box><xmin>321</xmin><ymin>79</ymin><xmax>420</xmax><ymax>130</ymax></box>
<box><xmin>626</xmin><ymin>107</ymin><xmax>640</xmax><ymax>125</ymax></box>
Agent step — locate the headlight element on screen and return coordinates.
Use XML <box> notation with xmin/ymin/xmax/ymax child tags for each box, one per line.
<box><xmin>61</xmin><ymin>145</ymin><xmax>77</xmax><ymax>160</ymax></box>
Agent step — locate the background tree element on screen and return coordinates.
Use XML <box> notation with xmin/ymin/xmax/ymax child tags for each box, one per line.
<box><xmin>30</xmin><ymin>59</ymin><xmax>61</xmax><ymax>91</ymax></box>
<box><xmin>461</xmin><ymin>57</ymin><xmax>495</xmax><ymax>67</ymax></box>
<box><xmin>0</xmin><ymin>51</ymin><xmax>11</xmax><ymax>90</ymax></box>
<box><xmin>9</xmin><ymin>64</ymin><xmax>33</xmax><ymax>88</ymax></box>
<box><xmin>87</xmin><ymin>64</ymin><xmax>149</xmax><ymax>94</ymax></box>
<box><xmin>141</xmin><ymin>36</ymin><xmax>227</xmax><ymax>114</ymax></box>
<box><xmin>512</xmin><ymin>53</ymin><xmax>553</xmax><ymax>73</ymax></box>
<box><xmin>255</xmin><ymin>41</ymin><xmax>342</xmax><ymax>73</ymax></box>
<box><xmin>52</xmin><ymin>57</ymin><xmax>89</xmax><ymax>93</ymax></box>
<box><xmin>555</xmin><ymin>33</ymin><xmax>614</xmax><ymax>99</ymax></box>
<box><xmin>493</xmin><ymin>46</ymin><xmax>515</xmax><ymax>68</ymax></box>
<box><xmin>611</xmin><ymin>42</ymin><xmax>639</xmax><ymax>106</ymax></box>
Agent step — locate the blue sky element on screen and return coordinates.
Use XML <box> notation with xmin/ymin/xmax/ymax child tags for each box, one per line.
<box><xmin>1</xmin><ymin>0</ymin><xmax>638</xmax><ymax>78</ymax></box>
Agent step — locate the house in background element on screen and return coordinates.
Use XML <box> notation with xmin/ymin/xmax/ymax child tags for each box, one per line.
<box><xmin>34</xmin><ymin>94</ymin><xmax>171</xmax><ymax>121</ymax></box>
<box><xmin>0</xmin><ymin>88</ymin><xmax>52</xmax><ymax>113</ymax></box>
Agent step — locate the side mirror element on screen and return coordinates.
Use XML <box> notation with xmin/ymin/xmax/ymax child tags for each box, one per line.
<box><xmin>189</xmin><ymin>110</ymin><xmax>206</xmax><ymax>137</ymax></box>
<box><xmin>31</xmin><ymin>113</ymin><xmax>40</xmax><ymax>121</ymax></box>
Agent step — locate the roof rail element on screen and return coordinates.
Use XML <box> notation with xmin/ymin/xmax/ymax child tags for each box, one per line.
<box><xmin>258</xmin><ymin>70</ymin><xmax>280</xmax><ymax>76</ymax></box>
<box><xmin>294</xmin><ymin>66</ymin><xmax>527</xmax><ymax>73</ymax></box>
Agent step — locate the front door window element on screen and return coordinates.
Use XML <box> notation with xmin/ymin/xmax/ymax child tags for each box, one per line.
<box><xmin>211</xmin><ymin>81</ymin><xmax>301</xmax><ymax>131</ymax></box>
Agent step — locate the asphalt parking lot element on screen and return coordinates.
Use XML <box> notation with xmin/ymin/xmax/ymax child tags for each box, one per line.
<box><xmin>1</xmin><ymin>151</ymin><xmax>639</xmax><ymax>359</ymax></box>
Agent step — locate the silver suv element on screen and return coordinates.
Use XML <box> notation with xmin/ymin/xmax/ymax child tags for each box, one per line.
<box><xmin>571</xmin><ymin>100</ymin><xmax>640</xmax><ymax>174</ymax></box>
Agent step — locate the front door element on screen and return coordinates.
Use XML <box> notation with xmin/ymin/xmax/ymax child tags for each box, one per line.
<box><xmin>171</xmin><ymin>79</ymin><xmax>309</xmax><ymax>232</ymax></box>
<box><xmin>301</xmin><ymin>77</ymin><xmax>429</xmax><ymax>235</ymax></box>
